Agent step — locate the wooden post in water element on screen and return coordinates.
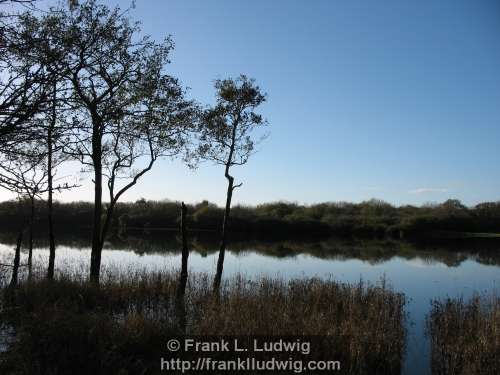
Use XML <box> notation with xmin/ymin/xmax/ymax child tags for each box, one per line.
<box><xmin>177</xmin><ymin>202</ymin><xmax>189</xmax><ymax>299</ymax></box>
<box><xmin>175</xmin><ymin>202</ymin><xmax>189</xmax><ymax>333</ymax></box>
<box><xmin>10</xmin><ymin>228</ymin><xmax>24</xmax><ymax>287</ymax></box>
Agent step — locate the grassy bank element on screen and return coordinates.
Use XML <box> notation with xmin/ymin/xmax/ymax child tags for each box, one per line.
<box><xmin>0</xmin><ymin>268</ymin><xmax>406</xmax><ymax>374</ymax></box>
<box><xmin>427</xmin><ymin>295</ymin><xmax>500</xmax><ymax>375</ymax></box>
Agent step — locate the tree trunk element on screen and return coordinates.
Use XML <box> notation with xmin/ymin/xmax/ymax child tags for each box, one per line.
<box><xmin>27</xmin><ymin>197</ymin><xmax>34</xmax><ymax>281</ymax></box>
<box><xmin>10</xmin><ymin>228</ymin><xmax>23</xmax><ymax>287</ymax></box>
<box><xmin>90</xmin><ymin>124</ymin><xmax>103</xmax><ymax>284</ymax></box>
<box><xmin>176</xmin><ymin>202</ymin><xmax>189</xmax><ymax>299</ymax></box>
<box><xmin>213</xmin><ymin>177</ymin><xmax>233</xmax><ymax>292</ymax></box>
<box><xmin>47</xmin><ymin>81</ymin><xmax>56</xmax><ymax>280</ymax></box>
<box><xmin>99</xmin><ymin>203</ymin><xmax>115</xmax><ymax>252</ymax></box>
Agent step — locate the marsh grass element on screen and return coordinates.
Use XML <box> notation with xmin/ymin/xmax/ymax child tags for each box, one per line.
<box><xmin>428</xmin><ymin>295</ymin><xmax>500</xmax><ymax>375</ymax></box>
<box><xmin>0</xmin><ymin>263</ymin><xmax>406</xmax><ymax>374</ymax></box>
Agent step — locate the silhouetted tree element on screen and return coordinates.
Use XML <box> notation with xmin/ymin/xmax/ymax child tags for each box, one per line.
<box><xmin>198</xmin><ymin>75</ymin><xmax>267</xmax><ymax>291</ymax></box>
<box><xmin>0</xmin><ymin>0</ymin><xmax>48</xmax><ymax>155</ymax></box>
<box><xmin>1</xmin><ymin>0</ymin><xmax>75</xmax><ymax>281</ymax></box>
<box><xmin>0</xmin><ymin>152</ymin><xmax>46</xmax><ymax>279</ymax></box>
<box><xmin>13</xmin><ymin>4</ymin><xmax>92</xmax><ymax>279</ymax></box>
<box><xmin>32</xmin><ymin>0</ymin><xmax>196</xmax><ymax>283</ymax></box>
<box><xmin>0</xmin><ymin>146</ymin><xmax>77</xmax><ymax>279</ymax></box>
<box><xmin>46</xmin><ymin>81</ymin><xmax>57</xmax><ymax>278</ymax></box>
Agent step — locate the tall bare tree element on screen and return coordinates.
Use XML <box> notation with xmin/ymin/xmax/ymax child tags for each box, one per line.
<box><xmin>198</xmin><ymin>75</ymin><xmax>267</xmax><ymax>291</ymax></box>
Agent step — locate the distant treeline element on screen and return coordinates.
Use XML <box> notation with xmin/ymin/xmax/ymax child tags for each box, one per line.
<box><xmin>2</xmin><ymin>198</ymin><xmax>500</xmax><ymax>239</ymax></box>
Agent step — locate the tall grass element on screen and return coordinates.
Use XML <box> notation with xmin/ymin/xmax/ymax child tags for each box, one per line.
<box><xmin>427</xmin><ymin>295</ymin><xmax>500</xmax><ymax>375</ymax></box>
<box><xmin>0</xmin><ymin>265</ymin><xmax>406</xmax><ymax>374</ymax></box>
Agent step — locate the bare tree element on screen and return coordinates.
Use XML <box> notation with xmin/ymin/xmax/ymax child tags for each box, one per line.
<box><xmin>198</xmin><ymin>75</ymin><xmax>267</xmax><ymax>291</ymax></box>
<box><xmin>30</xmin><ymin>0</ymin><xmax>196</xmax><ymax>283</ymax></box>
<box><xmin>41</xmin><ymin>82</ymin><xmax>72</xmax><ymax>279</ymax></box>
<box><xmin>46</xmin><ymin>81</ymin><xmax>57</xmax><ymax>278</ymax></box>
<box><xmin>0</xmin><ymin>153</ymin><xmax>46</xmax><ymax>281</ymax></box>
<box><xmin>0</xmin><ymin>148</ymin><xmax>77</xmax><ymax>280</ymax></box>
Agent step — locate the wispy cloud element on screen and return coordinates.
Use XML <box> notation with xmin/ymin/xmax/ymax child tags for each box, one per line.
<box><xmin>408</xmin><ymin>188</ymin><xmax>448</xmax><ymax>194</ymax></box>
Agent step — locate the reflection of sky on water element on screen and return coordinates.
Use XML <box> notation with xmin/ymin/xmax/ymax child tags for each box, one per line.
<box><xmin>1</xmin><ymin>243</ymin><xmax>499</xmax><ymax>375</ymax></box>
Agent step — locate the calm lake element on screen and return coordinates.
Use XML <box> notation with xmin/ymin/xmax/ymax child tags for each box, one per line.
<box><xmin>1</xmin><ymin>232</ymin><xmax>500</xmax><ymax>375</ymax></box>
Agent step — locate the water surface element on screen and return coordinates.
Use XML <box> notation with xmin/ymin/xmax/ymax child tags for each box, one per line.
<box><xmin>1</xmin><ymin>233</ymin><xmax>499</xmax><ymax>375</ymax></box>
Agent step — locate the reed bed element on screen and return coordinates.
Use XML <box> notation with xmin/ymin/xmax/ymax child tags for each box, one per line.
<box><xmin>0</xmin><ymin>262</ymin><xmax>406</xmax><ymax>374</ymax></box>
<box><xmin>427</xmin><ymin>295</ymin><xmax>500</xmax><ymax>375</ymax></box>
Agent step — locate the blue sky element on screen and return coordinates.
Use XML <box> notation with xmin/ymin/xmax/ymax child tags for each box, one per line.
<box><xmin>4</xmin><ymin>0</ymin><xmax>500</xmax><ymax>206</ymax></box>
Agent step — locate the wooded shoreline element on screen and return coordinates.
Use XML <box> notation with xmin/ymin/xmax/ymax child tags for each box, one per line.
<box><xmin>1</xmin><ymin>198</ymin><xmax>500</xmax><ymax>240</ymax></box>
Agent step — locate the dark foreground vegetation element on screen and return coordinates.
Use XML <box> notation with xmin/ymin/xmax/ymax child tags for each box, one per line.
<box><xmin>2</xmin><ymin>198</ymin><xmax>500</xmax><ymax>240</ymax></box>
<box><xmin>428</xmin><ymin>295</ymin><xmax>500</xmax><ymax>375</ymax></box>
<box><xmin>0</xmin><ymin>267</ymin><xmax>406</xmax><ymax>375</ymax></box>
